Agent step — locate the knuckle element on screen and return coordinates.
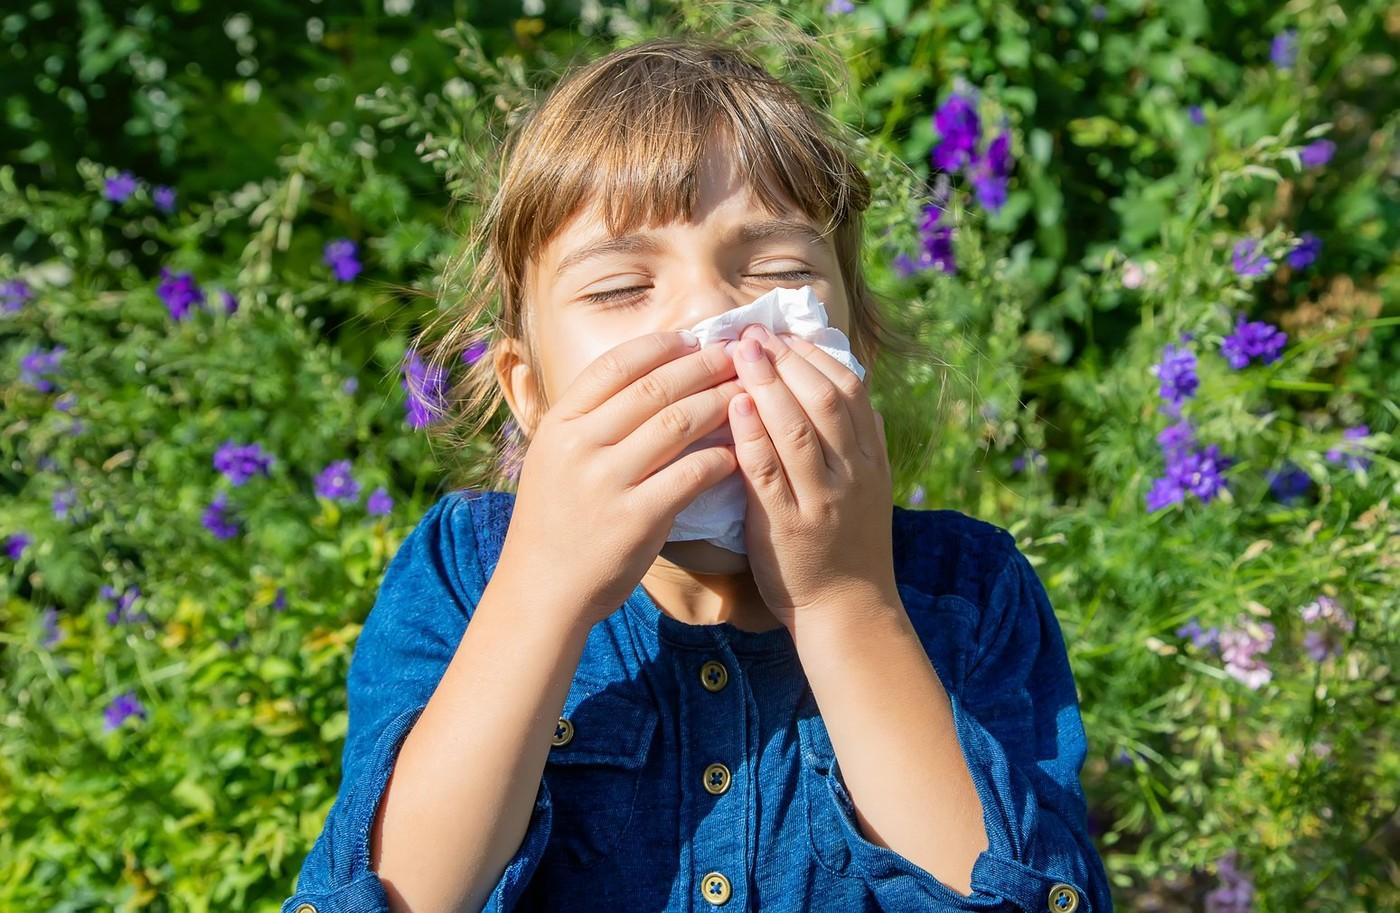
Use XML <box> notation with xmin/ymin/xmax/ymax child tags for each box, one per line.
<box><xmin>633</xmin><ymin>372</ymin><xmax>668</xmax><ymax>407</ymax></box>
<box><xmin>596</xmin><ymin>352</ymin><xmax>630</xmax><ymax>384</ymax></box>
<box><xmin>810</xmin><ymin>383</ymin><xmax>843</xmax><ymax>417</ymax></box>
<box><xmin>659</xmin><ymin>405</ymin><xmax>695</xmax><ymax>439</ymax></box>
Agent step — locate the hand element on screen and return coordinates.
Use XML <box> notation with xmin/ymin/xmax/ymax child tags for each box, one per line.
<box><xmin>500</xmin><ymin>331</ymin><xmax>744</xmax><ymax>626</ymax></box>
<box><xmin>725</xmin><ymin>324</ymin><xmax>899</xmax><ymax>632</ymax></box>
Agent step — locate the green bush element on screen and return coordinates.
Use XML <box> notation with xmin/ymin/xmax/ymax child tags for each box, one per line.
<box><xmin>2</xmin><ymin>1</ymin><xmax>1395</xmax><ymax>910</ymax></box>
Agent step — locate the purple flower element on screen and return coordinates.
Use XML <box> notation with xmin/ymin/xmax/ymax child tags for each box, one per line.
<box><xmin>1266</xmin><ymin>462</ymin><xmax>1311</xmax><ymax>504</ymax></box>
<box><xmin>152</xmin><ymin>185</ymin><xmax>177</xmax><ymax>214</ymax></box>
<box><xmin>323</xmin><ymin>239</ymin><xmax>363</xmax><ymax>282</ymax></box>
<box><xmin>212</xmin><ymin>440</ymin><xmax>275</xmax><ymax>486</ymax></box>
<box><xmin>2</xmin><ymin>279</ymin><xmax>34</xmax><ymax>313</ymax></box>
<box><xmin>1175</xmin><ymin>617</ymin><xmax>1220</xmax><ymax>651</ymax></box>
<box><xmin>1147</xmin><ymin>435</ymin><xmax>1232</xmax><ymax>512</ymax></box>
<box><xmin>104</xmin><ymin>171</ymin><xmax>138</xmax><ymax>203</ymax></box>
<box><xmin>1299</xmin><ymin>139</ymin><xmax>1335</xmax><ymax>169</ymax></box>
<box><xmin>1205</xmin><ymin>849</ymin><xmax>1255</xmax><ymax>913</ymax></box>
<box><xmin>103</xmin><ymin>585</ymin><xmax>147</xmax><ymax>626</ymax></box>
<box><xmin>1188</xmin><ymin>105</ymin><xmax>1205</xmax><ymax>126</ymax></box>
<box><xmin>366</xmin><ymin>486</ymin><xmax>394</xmax><ymax>516</ymax></box>
<box><xmin>1299</xmin><ymin>595</ymin><xmax>1353</xmax><ymax>662</ymax></box>
<box><xmin>1231</xmin><ymin>238</ymin><xmax>1273</xmax><ymax>279</ymax></box>
<box><xmin>1145</xmin><ymin>475</ymin><xmax>1184</xmax><ymax>512</ymax></box>
<box><xmin>1157</xmin><ymin>421</ymin><xmax>1194</xmax><ymax>455</ymax></box>
<box><xmin>342</xmin><ymin>376</ymin><xmax>359</xmax><ymax>394</ymax></box>
<box><xmin>401</xmin><ymin>349</ymin><xmax>449</xmax><ymax>428</ymax></box>
<box><xmin>1286</xmin><ymin>232</ymin><xmax>1321</xmax><ymax>269</ymax></box>
<box><xmin>52</xmin><ymin>485</ymin><xmax>78</xmax><ymax>519</ymax></box>
<box><xmin>907</xmin><ymin>483</ymin><xmax>926</xmax><ymax>506</ymax></box>
<box><xmin>156</xmin><ymin>268</ymin><xmax>205</xmax><ymax>321</ymax></box>
<box><xmin>1325</xmin><ymin>424</ymin><xmax>1372</xmax><ymax>471</ymax></box>
<box><xmin>1090</xmin><ymin>4</ymin><xmax>1106</xmax><ymax>21</ymax></box>
<box><xmin>103</xmin><ymin>691</ymin><xmax>147</xmax><ymax>732</ymax></box>
<box><xmin>219</xmin><ymin>289</ymin><xmax>238</xmax><ymax>315</ymax></box>
<box><xmin>1220</xmin><ymin>318</ymin><xmax>1287</xmax><ymax>369</ymax></box>
<box><xmin>41</xmin><ymin>606</ymin><xmax>64</xmax><ymax>648</ymax></box>
<box><xmin>54</xmin><ymin>392</ymin><xmax>76</xmax><ymax>412</ymax></box>
<box><xmin>968</xmin><ymin>130</ymin><xmax>1013</xmax><ymax>213</ymax></box>
<box><xmin>20</xmin><ymin>345</ymin><xmax>66</xmax><ymax>392</ymax></box>
<box><xmin>896</xmin><ymin>202</ymin><xmax>958</xmax><ymax>277</ymax></box>
<box><xmin>1150</xmin><ymin>343</ymin><xmax>1198</xmax><ymax>411</ymax></box>
<box><xmin>201</xmin><ymin>491</ymin><xmax>241</xmax><ymax>540</ymax></box>
<box><xmin>462</xmin><ymin>338</ymin><xmax>489</xmax><ymax>365</ymax></box>
<box><xmin>273</xmin><ymin>587</ymin><xmax>287</xmax><ymax>612</ymax></box>
<box><xmin>1011</xmin><ymin>448</ymin><xmax>1046</xmax><ymax>474</ymax></box>
<box><xmin>1218</xmin><ymin>616</ymin><xmax>1276</xmax><ymax>690</ymax></box>
<box><xmin>1270</xmin><ymin>29</ymin><xmax>1298</xmax><ymax>70</ymax></box>
<box><xmin>824</xmin><ymin>0</ymin><xmax>854</xmax><ymax>11</ymax></box>
<box><xmin>315</xmin><ymin>459</ymin><xmax>361</xmax><ymax>502</ymax></box>
<box><xmin>931</xmin><ymin>92</ymin><xmax>981</xmax><ymax>173</ymax></box>
<box><xmin>5</xmin><ymin>532</ymin><xmax>31</xmax><ymax>560</ymax></box>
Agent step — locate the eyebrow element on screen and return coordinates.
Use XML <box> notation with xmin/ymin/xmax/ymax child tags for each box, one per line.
<box><xmin>553</xmin><ymin>218</ymin><xmax>828</xmax><ymax>280</ymax></box>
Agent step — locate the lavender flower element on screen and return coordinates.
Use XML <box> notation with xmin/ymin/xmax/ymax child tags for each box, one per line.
<box><xmin>969</xmin><ymin>130</ymin><xmax>1012</xmax><ymax>213</ymax></box>
<box><xmin>1266</xmin><ymin>462</ymin><xmax>1311</xmax><ymax>504</ymax></box>
<box><xmin>824</xmin><ymin>0</ymin><xmax>854</xmax><ymax>11</ymax></box>
<box><xmin>103</xmin><ymin>585</ymin><xmax>148</xmax><ymax>626</ymax></box>
<box><xmin>201</xmin><ymin>491</ymin><xmax>241</xmax><ymax>539</ymax></box>
<box><xmin>1205</xmin><ymin>849</ymin><xmax>1255</xmax><ymax>913</ymax></box>
<box><xmin>1218</xmin><ymin>617</ymin><xmax>1275</xmax><ymax>689</ymax></box>
<box><xmin>152</xmin><ymin>185</ymin><xmax>177</xmax><ymax>214</ymax></box>
<box><xmin>1220</xmin><ymin>318</ymin><xmax>1287</xmax><ymax>369</ymax></box>
<box><xmin>273</xmin><ymin>588</ymin><xmax>287</xmax><ymax>612</ymax></box>
<box><xmin>402</xmin><ymin>349</ymin><xmax>449</xmax><ymax>428</ymax></box>
<box><xmin>218</xmin><ymin>289</ymin><xmax>238</xmax><ymax>314</ymax></box>
<box><xmin>212</xmin><ymin>440</ymin><xmax>275</xmax><ymax>486</ymax></box>
<box><xmin>5</xmin><ymin>533</ymin><xmax>31</xmax><ymax>560</ymax></box>
<box><xmin>103</xmin><ymin>691</ymin><xmax>147</xmax><ymax>732</ymax></box>
<box><xmin>1150</xmin><ymin>342</ymin><xmax>1198</xmax><ymax>412</ymax></box>
<box><xmin>104</xmin><ymin>171</ymin><xmax>138</xmax><ymax>203</ymax></box>
<box><xmin>908</xmin><ymin>483</ymin><xmax>926</xmax><ymax>506</ymax></box>
<box><xmin>315</xmin><ymin>459</ymin><xmax>361</xmax><ymax>502</ymax></box>
<box><xmin>52</xmin><ymin>485</ymin><xmax>78</xmax><ymax>519</ymax></box>
<box><xmin>1231</xmin><ymin>238</ymin><xmax>1273</xmax><ymax>279</ymax></box>
<box><xmin>462</xmin><ymin>338</ymin><xmax>489</xmax><ymax>365</ymax></box>
<box><xmin>20</xmin><ymin>345</ymin><xmax>66</xmax><ymax>392</ymax></box>
<box><xmin>1188</xmin><ymin>105</ymin><xmax>1206</xmax><ymax>126</ymax></box>
<box><xmin>1146</xmin><ymin>438</ymin><xmax>1232</xmax><ymax>512</ymax></box>
<box><xmin>895</xmin><ymin>202</ymin><xmax>957</xmax><ymax>276</ymax></box>
<box><xmin>41</xmin><ymin>606</ymin><xmax>64</xmax><ymax>648</ymax></box>
<box><xmin>323</xmin><ymin>239</ymin><xmax>362</xmax><ymax>282</ymax></box>
<box><xmin>366</xmin><ymin>487</ymin><xmax>394</xmax><ymax>516</ymax></box>
<box><xmin>1011</xmin><ymin>448</ymin><xmax>1046</xmax><ymax>474</ymax></box>
<box><xmin>2</xmin><ymin>279</ymin><xmax>33</xmax><ymax>313</ymax></box>
<box><xmin>1325</xmin><ymin>425</ymin><xmax>1373</xmax><ymax>471</ymax></box>
<box><xmin>156</xmin><ymin>268</ymin><xmax>205</xmax><ymax>321</ymax></box>
<box><xmin>931</xmin><ymin>92</ymin><xmax>981</xmax><ymax>173</ymax></box>
<box><xmin>1270</xmin><ymin>29</ymin><xmax>1298</xmax><ymax>70</ymax></box>
<box><xmin>342</xmin><ymin>376</ymin><xmax>359</xmax><ymax>395</ymax></box>
<box><xmin>1286</xmin><ymin>231</ymin><xmax>1322</xmax><ymax>269</ymax></box>
<box><xmin>1157</xmin><ymin>421</ymin><xmax>1194</xmax><ymax>454</ymax></box>
<box><xmin>1299</xmin><ymin>139</ymin><xmax>1335</xmax><ymax>169</ymax></box>
<box><xmin>1176</xmin><ymin>617</ymin><xmax>1220</xmax><ymax>651</ymax></box>
<box><xmin>1299</xmin><ymin>595</ymin><xmax>1354</xmax><ymax>662</ymax></box>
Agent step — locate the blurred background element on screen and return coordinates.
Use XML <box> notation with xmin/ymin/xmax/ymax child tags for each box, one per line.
<box><xmin>1</xmin><ymin>1</ymin><xmax>1396</xmax><ymax>910</ymax></box>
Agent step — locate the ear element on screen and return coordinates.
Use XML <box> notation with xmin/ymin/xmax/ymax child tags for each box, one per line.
<box><xmin>493</xmin><ymin>336</ymin><xmax>544</xmax><ymax>439</ymax></box>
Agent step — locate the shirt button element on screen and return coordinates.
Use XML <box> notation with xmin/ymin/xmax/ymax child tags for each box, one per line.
<box><xmin>293</xmin><ymin>905</ymin><xmax>318</xmax><ymax>913</ymax></box>
<box><xmin>699</xmin><ymin>660</ymin><xmax>729</xmax><ymax>692</ymax></box>
<box><xmin>700</xmin><ymin>871</ymin><xmax>732</xmax><ymax>905</ymax></box>
<box><xmin>551</xmin><ymin>716</ymin><xmax>574</xmax><ymax>747</ymax></box>
<box><xmin>702</xmin><ymin>762</ymin><xmax>731</xmax><ymax>795</ymax></box>
<box><xmin>1047</xmin><ymin>883</ymin><xmax>1080</xmax><ymax>913</ymax></box>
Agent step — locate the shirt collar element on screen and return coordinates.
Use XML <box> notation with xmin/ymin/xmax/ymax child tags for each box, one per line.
<box><xmin>624</xmin><ymin>580</ymin><xmax>798</xmax><ymax>657</ymax></box>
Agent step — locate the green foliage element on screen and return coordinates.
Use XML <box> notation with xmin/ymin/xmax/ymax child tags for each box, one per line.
<box><xmin>1</xmin><ymin>1</ymin><xmax>1396</xmax><ymax>910</ymax></box>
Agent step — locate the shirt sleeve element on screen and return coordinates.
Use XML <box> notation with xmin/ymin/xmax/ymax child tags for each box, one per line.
<box><xmin>816</xmin><ymin>544</ymin><xmax>1114</xmax><ymax>913</ymax></box>
<box><xmin>280</xmin><ymin>492</ymin><xmax>553</xmax><ymax>913</ymax></box>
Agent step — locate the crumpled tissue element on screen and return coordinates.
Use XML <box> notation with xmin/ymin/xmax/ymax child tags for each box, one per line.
<box><xmin>665</xmin><ymin>285</ymin><xmax>866</xmax><ymax>555</ymax></box>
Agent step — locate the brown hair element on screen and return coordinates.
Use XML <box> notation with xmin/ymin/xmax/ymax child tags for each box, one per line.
<box><xmin>411</xmin><ymin>19</ymin><xmax>937</xmax><ymax>493</ymax></box>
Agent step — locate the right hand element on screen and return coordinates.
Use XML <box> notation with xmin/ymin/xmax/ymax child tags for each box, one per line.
<box><xmin>498</xmin><ymin>330</ymin><xmax>745</xmax><ymax>626</ymax></box>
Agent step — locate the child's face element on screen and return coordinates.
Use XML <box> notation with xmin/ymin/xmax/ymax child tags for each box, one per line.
<box><xmin>502</xmin><ymin>145</ymin><xmax>852</xmax><ymax>434</ymax></box>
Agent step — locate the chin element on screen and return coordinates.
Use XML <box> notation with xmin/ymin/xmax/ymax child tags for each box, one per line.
<box><xmin>661</xmin><ymin>538</ymin><xmax>750</xmax><ymax>575</ymax></box>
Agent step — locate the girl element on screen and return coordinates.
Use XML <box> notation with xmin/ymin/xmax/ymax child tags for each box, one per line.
<box><xmin>282</xmin><ymin>31</ymin><xmax>1112</xmax><ymax>913</ymax></box>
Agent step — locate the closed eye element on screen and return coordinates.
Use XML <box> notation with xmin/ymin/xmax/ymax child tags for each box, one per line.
<box><xmin>583</xmin><ymin>270</ymin><xmax>817</xmax><ymax>306</ymax></box>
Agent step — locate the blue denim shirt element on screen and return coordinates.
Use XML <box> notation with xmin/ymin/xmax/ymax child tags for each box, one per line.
<box><xmin>281</xmin><ymin>488</ymin><xmax>1113</xmax><ymax>913</ymax></box>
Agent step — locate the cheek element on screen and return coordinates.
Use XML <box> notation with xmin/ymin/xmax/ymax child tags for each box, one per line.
<box><xmin>544</xmin><ymin>322</ymin><xmax>635</xmax><ymax>400</ymax></box>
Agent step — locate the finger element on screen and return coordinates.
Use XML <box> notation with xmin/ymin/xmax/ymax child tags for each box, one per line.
<box><xmin>728</xmin><ymin>385</ymin><xmax>796</xmax><ymax>512</ymax></box>
<box><xmin>617</xmin><ymin>377</ymin><xmax>745</xmax><ymax>486</ymax></box>
<box><xmin>636</xmin><ymin>441</ymin><xmax>739</xmax><ymax>518</ymax></box>
<box><xmin>761</xmin><ymin>331</ymin><xmax>862</xmax><ymax>469</ymax></box>
<box><xmin>576</xmin><ymin>335</ymin><xmax>735</xmax><ymax>443</ymax></box>
<box><xmin>776</xmin><ymin>332</ymin><xmax>880</xmax><ymax>460</ymax></box>
<box><xmin>731</xmin><ymin>328</ymin><xmax>828</xmax><ymax>495</ymax></box>
<box><xmin>556</xmin><ymin>330</ymin><xmax>711</xmax><ymax>421</ymax></box>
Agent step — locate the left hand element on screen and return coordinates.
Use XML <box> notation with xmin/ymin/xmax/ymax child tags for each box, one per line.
<box><xmin>725</xmin><ymin>323</ymin><xmax>899</xmax><ymax>631</ymax></box>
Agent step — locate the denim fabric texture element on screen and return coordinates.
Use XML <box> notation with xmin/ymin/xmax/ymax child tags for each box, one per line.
<box><xmin>280</xmin><ymin>488</ymin><xmax>1114</xmax><ymax>913</ymax></box>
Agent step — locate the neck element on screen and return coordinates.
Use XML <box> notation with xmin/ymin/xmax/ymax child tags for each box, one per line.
<box><xmin>644</xmin><ymin>541</ymin><xmax>783</xmax><ymax>633</ymax></box>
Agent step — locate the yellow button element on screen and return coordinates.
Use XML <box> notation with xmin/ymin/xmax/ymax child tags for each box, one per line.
<box><xmin>551</xmin><ymin>716</ymin><xmax>574</xmax><ymax>747</ymax></box>
<box><xmin>699</xmin><ymin>660</ymin><xmax>728</xmax><ymax>692</ymax></box>
<box><xmin>700</xmin><ymin>871</ymin><xmax>731</xmax><ymax>905</ymax></box>
<box><xmin>1047</xmin><ymin>883</ymin><xmax>1080</xmax><ymax>913</ymax></box>
<box><xmin>293</xmin><ymin>905</ymin><xmax>318</xmax><ymax>913</ymax></box>
<box><xmin>702</xmin><ymin>762</ymin><xmax>731</xmax><ymax>795</ymax></box>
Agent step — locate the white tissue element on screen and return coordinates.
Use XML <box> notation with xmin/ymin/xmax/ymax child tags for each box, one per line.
<box><xmin>665</xmin><ymin>285</ymin><xmax>866</xmax><ymax>555</ymax></box>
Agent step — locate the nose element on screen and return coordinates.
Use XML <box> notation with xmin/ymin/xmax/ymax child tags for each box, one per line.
<box><xmin>672</xmin><ymin>284</ymin><xmax>753</xmax><ymax>340</ymax></box>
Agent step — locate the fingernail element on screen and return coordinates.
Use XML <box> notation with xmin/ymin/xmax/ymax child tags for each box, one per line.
<box><xmin>742</xmin><ymin>324</ymin><xmax>769</xmax><ymax>342</ymax></box>
<box><xmin>724</xmin><ymin>340</ymin><xmax>739</xmax><ymax>357</ymax></box>
<box><xmin>740</xmin><ymin>339</ymin><xmax>764</xmax><ymax>362</ymax></box>
<box><xmin>679</xmin><ymin>330</ymin><xmax>699</xmax><ymax>347</ymax></box>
